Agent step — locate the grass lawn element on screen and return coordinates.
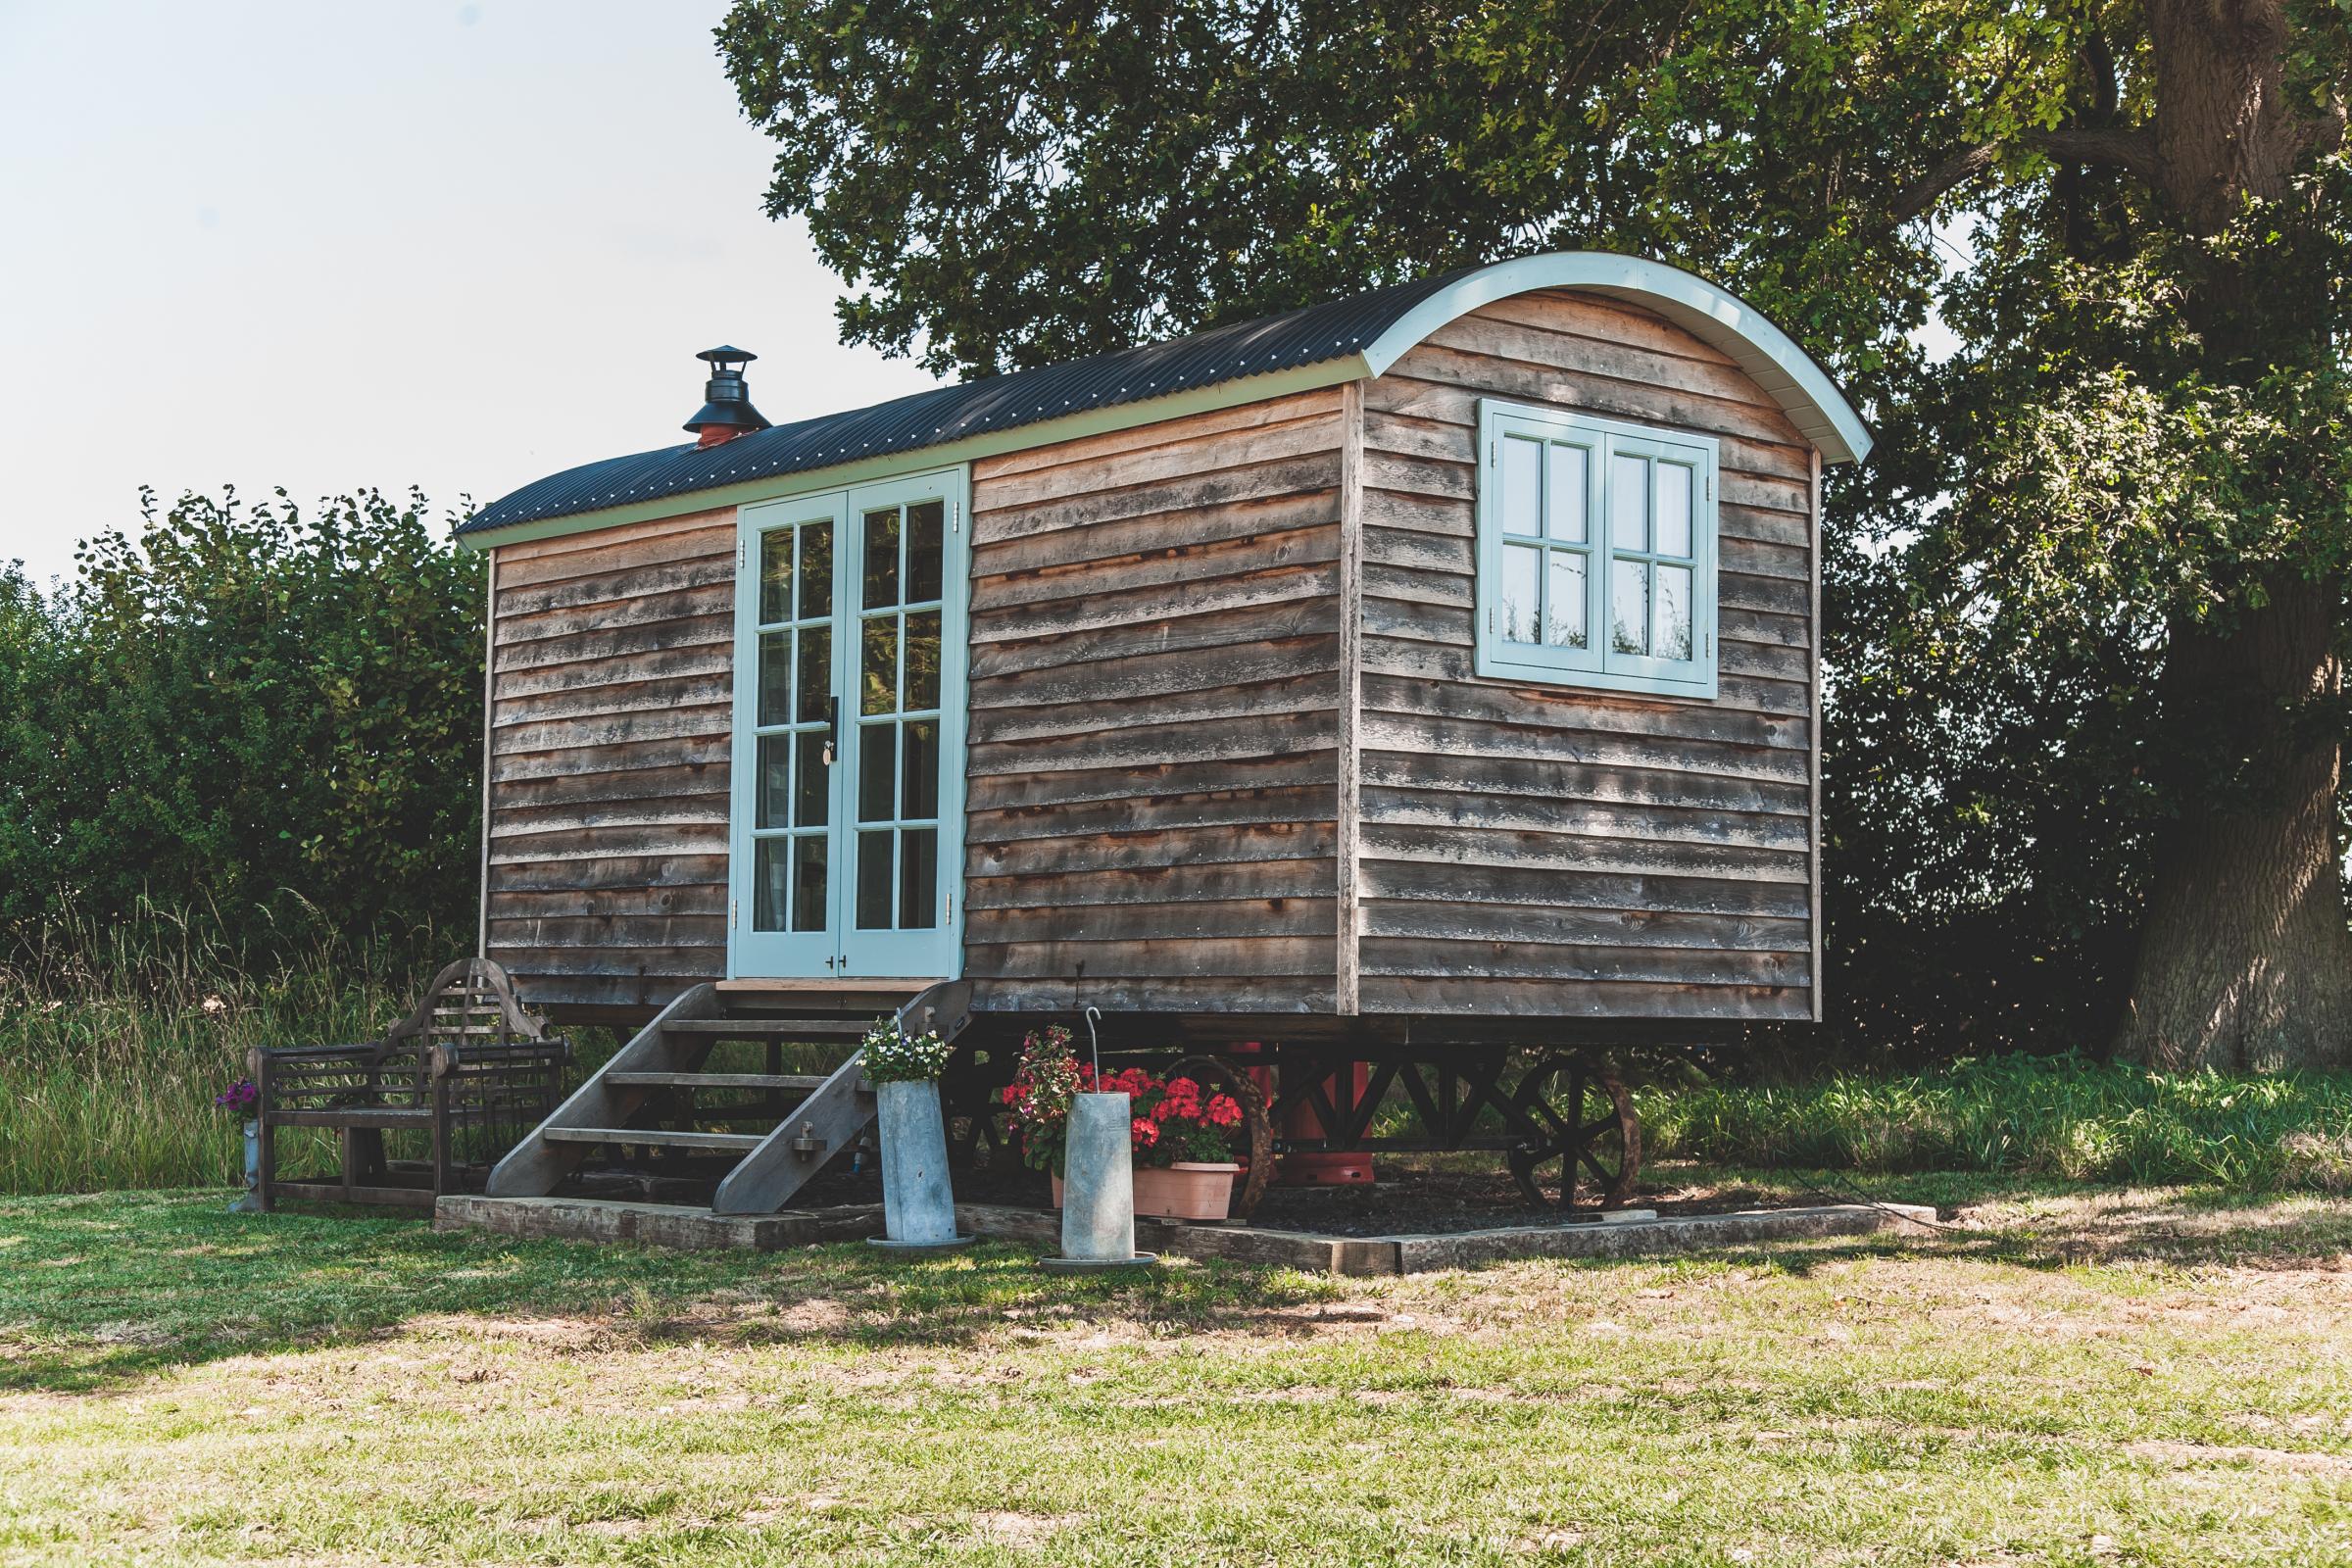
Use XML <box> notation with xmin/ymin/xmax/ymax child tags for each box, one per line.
<box><xmin>1</xmin><ymin>1171</ymin><xmax>2347</xmax><ymax>1566</ymax></box>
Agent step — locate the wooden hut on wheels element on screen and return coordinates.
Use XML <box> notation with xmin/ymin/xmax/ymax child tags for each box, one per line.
<box><xmin>454</xmin><ymin>251</ymin><xmax>1871</xmax><ymax>1220</ymax></box>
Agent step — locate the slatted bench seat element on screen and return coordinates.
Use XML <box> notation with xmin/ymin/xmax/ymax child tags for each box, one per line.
<box><xmin>250</xmin><ymin>957</ymin><xmax>569</xmax><ymax>1210</ymax></box>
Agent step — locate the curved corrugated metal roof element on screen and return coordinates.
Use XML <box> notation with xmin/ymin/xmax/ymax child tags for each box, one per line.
<box><xmin>461</xmin><ymin>253</ymin><xmax>1869</xmax><ymax>539</ymax></box>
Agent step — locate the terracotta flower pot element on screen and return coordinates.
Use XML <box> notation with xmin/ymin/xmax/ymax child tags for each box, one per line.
<box><xmin>1054</xmin><ymin>1161</ymin><xmax>1239</xmax><ymax>1222</ymax></box>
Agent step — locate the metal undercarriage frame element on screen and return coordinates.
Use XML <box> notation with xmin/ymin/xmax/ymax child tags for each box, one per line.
<box><xmin>938</xmin><ymin>1019</ymin><xmax>1652</xmax><ymax>1214</ymax></box>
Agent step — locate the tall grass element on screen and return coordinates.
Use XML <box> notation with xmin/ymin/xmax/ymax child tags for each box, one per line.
<box><xmin>10</xmin><ymin>906</ymin><xmax>2352</xmax><ymax>1200</ymax></box>
<box><xmin>0</xmin><ymin>904</ymin><xmax>434</xmax><ymax>1195</ymax></box>
<box><xmin>1640</xmin><ymin>1053</ymin><xmax>2352</xmax><ymax>1192</ymax></box>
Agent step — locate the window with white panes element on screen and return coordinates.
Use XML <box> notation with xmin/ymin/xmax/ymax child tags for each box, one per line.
<box><xmin>1474</xmin><ymin>401</ymin><xmax>1718</xmax><ymax>699</ymax></box>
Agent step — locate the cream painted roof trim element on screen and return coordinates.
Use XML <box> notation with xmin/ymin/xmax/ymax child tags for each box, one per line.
<box><xmin>1362</xmin><ymin>252</ymin><xmax>1872</xmax><ymax>466</ymax></box>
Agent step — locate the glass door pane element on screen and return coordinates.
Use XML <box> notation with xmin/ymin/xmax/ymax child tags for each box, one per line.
<box><xmin>747</xmin><ymin>515</ymin><xmax>835</xmax><ymax>934</ymax></box>
<box><xmin>734</xmin><ymin>474</ymin><xmax>963</xmax><ymax>980</ymax></box>
<box><xmin>851</xmin><ymin>497</ymin><xmax>946</xmax><ymax>931</ymax></box>
<box><xmin>836</xmin><ymin>478</ymin><xmax>962</xmax><ymax>979</ymax></box>
<box><xmin>732</xmin><ymin>491</ymin><xmax>851</xmax><ymax>979</ymax></box>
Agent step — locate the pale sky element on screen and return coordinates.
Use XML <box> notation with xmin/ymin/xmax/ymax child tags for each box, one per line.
<box><xmin>0</xmin><ymin>0</ymin><xmax>946</xmax><ymax>585</ymax></box>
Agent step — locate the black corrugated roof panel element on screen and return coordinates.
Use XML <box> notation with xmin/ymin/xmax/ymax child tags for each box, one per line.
<box><xmin>459</xmin><ymin>269</ymin><xmax>1474</xmax><ymax>536</ymax></box>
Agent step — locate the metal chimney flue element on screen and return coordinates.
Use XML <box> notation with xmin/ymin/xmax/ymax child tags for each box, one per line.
<box><xmin>684</xmin><ymin>346</ymin><xmax>769</xmax><ymax>448</ymax></box>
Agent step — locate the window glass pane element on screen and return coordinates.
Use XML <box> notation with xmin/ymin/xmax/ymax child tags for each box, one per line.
<box><xmin>900</xmin><ymin>828</ymin><xmax>938</xmax><ymax>929</ymax></box>
<box><xmin>861</xmin><ymin>506</ymin><xmax>900</xmax><ymax>609</ymax></box>
<box><xmin>904</xmin><ymin>610</ymin><xmax>941</xmax><ymax>710</ymax></box>
<box><xmin>1500</xmin><ymin>544</ymin><xmax>1541</xmax><ymax>644</ymax></box>
<box><xmin>1500</xmin><ymin>436</ymin><xmax>1541</xmax><ymax>536</ymax></box>
<box><xmin>794</xmin><ymin>624</ymin><xmax>830</xmax><ymax>724</ymax></box>
<box><xmin>856</xmin><ymin>830</ymin><xmax>894</xmax><ymax>928</ymax></box>
<box><xmin>1546</xmin><ymin>444</ymin><xmax>1588</xmax><ymax>542</ymax></box>
<box><xmin>759</xmin><ymin>529</ymin><xmax>793</xmax><ymax>624</ymax></box>
<box><xmin>756</xmin><ymin>734</ymin><xmax>791</xmax><ymax>828</ymax></box>
<box><xmin>793</xmin><ymin>731</ymin><xmax>829</xmax><ymax>827</ymax></box>
<box><xmin>901</xmin><ymin>718</ymin><xmax>939</xmax><ymax>821</ymax></box>
<box><xmin>1656</xmin><ymin>564</ymin><xmax>1693</xmax><ymax>662</ymax></box>
<box><xmin>906</xmin><ymin>500</ymin><xmax>944</xmax><ymax>604</ymax></box>
<box><xmin>758</xmin><ymin>632</ymin><xmax>792</xmax><ymax>726</ymax></box>
<box><xmin>1611</xmin><ymin>454</ymin><xmax>1649</xmax><ymax>551</ymax></box>
<box><xmin>1611</xmin><ymin>560</ymin><xmax>1649</xmax><ymax>655</ymax></box>
<box><xmin>1545</xmin><ymin>553</ymin><xmax>1588</xmax><ymax>650</ymax></box>
<box><xmin>790</xmin><ymin>836</ymin><xmax>828</xmax><ymax>932</ymax></box>
<box><xmin>797</xmin><ymin>518</ymin><xmax>832</xmax><ymax>621</ymax></box>
<box><xmin>860</xmin><ymin>614</ymin><xmax>899</xmax><ymax>714</ymax></box>
<box><xmin>858</xmin><ymin>722</ymin><xmax>897</xmax><ymax>822</ymax></box>
<box><xmin>753</xmin><ymin>837</ymin><xmax>789</xmax><ymax>931</ymax></box>
<box><xmin>1656</xmin><ymin>464</ymin><xmax>1692</xmax><ymax>558</ymax></box>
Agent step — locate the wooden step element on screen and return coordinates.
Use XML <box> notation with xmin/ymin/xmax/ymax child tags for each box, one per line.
<box><xmin>605</xmin><ymin>1071</ymin><xmax>828</xmax><ymax>1092</ymax></box>
<box><xmin>540</xmin><ymin>1127</ymin><xmax>764</xmax><ymax>1153</ymax></box>
<box><xmin>661</xmin><ymin>1017</ymin><xmax>871</xmax><ymax>1038</ymax></box>
<box><xmin>715</xmin><ymin>978</ymin><xmax>941</xmax><ymax>994</ymax></box>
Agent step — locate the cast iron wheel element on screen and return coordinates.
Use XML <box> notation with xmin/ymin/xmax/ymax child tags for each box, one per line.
<box><xmin>1166</xmin><ymin>1054</ymin><xmax>1274</xmax><ymax>1220</ymax></box>
<box><xmin>1505</xmin><ymin>1053</ymin><xmax>1640</xmax><ymax>1209</ymax></box>
<box><xmin>941</xmin><ymin>1071</ymin><xmax>1013</xmax><ymax>1174</ymax></box>
<box><xmin>945</xmin><ymin>1105</ymin><xmax>1011</xmax><ymax>1172</ymax></box>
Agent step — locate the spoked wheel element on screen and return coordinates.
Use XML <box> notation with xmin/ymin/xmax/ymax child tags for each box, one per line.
<box><xmin>941</xmin><ymin>1068</ymin><xmax>1014</xmax><ymax>1176</ymax></box>
<box><xmin>945</xmin><ymin>1102</ymin><xmax>1012</xmax><ymax>1173</ymax></box>
<box><xmin>1506</xmin><ymin>1053</ymin><xmax>1641</xmax><ymax>1210</ymax></box>
<box><xmin>1167</xmin><ymin>1054</ymin><xmax>1274</xmax><ymax>1221</ymax></box>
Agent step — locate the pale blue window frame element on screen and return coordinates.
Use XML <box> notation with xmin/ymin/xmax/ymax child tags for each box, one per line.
<box><xmin>729</xmin><ymin>466</ymin><xmax>969</xmax><ymax>982</ymax></box>
<box><xmin>1474</xmin><ymin>400</ymin><xmax>1719</xmax><ymax>700</ymax></box>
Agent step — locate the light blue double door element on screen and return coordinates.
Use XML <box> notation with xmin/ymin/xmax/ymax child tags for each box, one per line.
<box><xmin>729</xmin><ymin>468</ymin><xmax>968</xmax><ymax>979</ymax></box>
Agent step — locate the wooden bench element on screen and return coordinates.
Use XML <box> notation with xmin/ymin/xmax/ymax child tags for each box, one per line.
<box><xmin>250</xmin><ymin>957</ymin><xmax>570</xmax><ymax>1210</ymax></box>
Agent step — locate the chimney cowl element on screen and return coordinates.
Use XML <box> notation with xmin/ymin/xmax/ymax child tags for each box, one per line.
<box><xmin>684</xmin><ymin>345</ymin><xmax>770</xmax><ymax>446</ymax></box>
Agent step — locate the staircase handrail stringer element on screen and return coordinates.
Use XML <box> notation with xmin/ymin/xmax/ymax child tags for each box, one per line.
<box><xmin>485</xmin><ymin>982</ymin><xmax>723</xmax><ymax>1198</ymax></box>
<box><xmin>710</xmin><ymin>980</ymin><xmax>973</xmax><ymax>1215</ymax></box>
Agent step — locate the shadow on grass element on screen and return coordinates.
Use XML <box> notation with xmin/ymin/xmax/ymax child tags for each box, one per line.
<box><xmin>10</xmin><ymin>1181</ymin><xmax>2344</xmax><ymax>1395</ymax></box>
<box><xmin>1631</xmin><ymin>1165</ymin><xmax>2352</xmax><ymax>1277</ymax></box>
<box><xmin>0</xmin><ymin>1191</ymin><xmax>1342</xmax><ymax>1396</ymax></box>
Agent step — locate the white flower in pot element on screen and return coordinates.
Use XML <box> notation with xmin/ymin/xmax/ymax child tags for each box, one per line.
<box><xmin>862</xmin><ymin>1019</ymin><xmax>969</xmax><ymax>1250</ymax></box>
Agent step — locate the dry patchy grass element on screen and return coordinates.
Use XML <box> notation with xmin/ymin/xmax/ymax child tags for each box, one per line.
<box><xmin>0</xmin><ymin>1180</ymin><xmax>2346</xmax><ymax>1565</ymax></box>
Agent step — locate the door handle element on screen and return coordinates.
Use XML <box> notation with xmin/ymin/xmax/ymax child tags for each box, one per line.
<box><xmin>822</xmin><ymin>696</ymin><xmax>839</xmax><ymax>767</ymax></box>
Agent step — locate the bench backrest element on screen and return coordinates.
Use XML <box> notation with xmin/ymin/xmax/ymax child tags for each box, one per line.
<box><xmin>385</xmin><ymin>957</ymin><xmax>549</xmax><ymax>1057</ymax></box>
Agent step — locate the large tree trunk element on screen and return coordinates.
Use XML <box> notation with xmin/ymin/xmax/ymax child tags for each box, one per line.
<box><xmin>2116</xmin><ymin>576</ymin><xmax>2352</xmax><ymax>1069</ymax></box>
<box><xmin>2112</xmin><ymin>0</ymin><xmax>2352</xmax><ymax>1069</ymax></box>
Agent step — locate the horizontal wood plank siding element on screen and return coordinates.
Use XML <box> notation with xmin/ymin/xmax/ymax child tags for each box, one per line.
<box><xmin>1353</xmin><ymin>291</ymin><xmax>1819</xmax><ymax>1022</ymax></box>
<box><xmin>965</xmin><ymin>389</ymin><xmax>1347</xmax><ymax>1014</ymax></box>
<box><xmin>484</xmin><ymin>507</ymin><xmax>734</xmax><ymax>1013</ymax></box>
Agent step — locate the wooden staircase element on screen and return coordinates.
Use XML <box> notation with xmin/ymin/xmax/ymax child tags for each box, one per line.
<box><xmin>486</xmin><ymin>979</ymin><xmax>970</xmax><ymax>1215</ymax></box>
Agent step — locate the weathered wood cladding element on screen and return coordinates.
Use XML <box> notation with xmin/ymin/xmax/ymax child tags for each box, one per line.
<box><xmin>963</xmin><ymin>389</ymin><xmax>1348</xmax><ymax>1013</ymax></box>
<box><xmin>484</xmin><ymin>508</ymin><xmax>735</xmax><ymax>1012</ymax></box>
<box><xmin>1349</xmin><ymin>290</ymin><xmax>1819</xmax><ymax>1020</ymax></box>
<box><xmin>473</xmin><ymin>285</ymin><xmax>1826</xmax><ymax>1030</ymax></box>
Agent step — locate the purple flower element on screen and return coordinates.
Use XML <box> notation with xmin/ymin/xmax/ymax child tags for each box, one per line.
<box><xmin>214</xmin><ymin>1080</ymin><xmax>260</xmax><ymax>1114</ymax></box>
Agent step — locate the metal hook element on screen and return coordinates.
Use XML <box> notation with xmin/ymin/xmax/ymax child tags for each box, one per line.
<box><xmin>1084</xmin><ymin>1004</ymin><xmax>1102</xmax><ymax>1080</ymax></box>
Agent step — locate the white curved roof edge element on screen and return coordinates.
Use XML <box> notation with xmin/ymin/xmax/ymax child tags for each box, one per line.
<box><xmin>1362</xmin><ymin>251</ymin><xmax>1873</xmax><ymax>466</ymax></box>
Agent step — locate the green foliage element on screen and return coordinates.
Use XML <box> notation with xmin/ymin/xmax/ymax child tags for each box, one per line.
<box><xmin>861</xmin><ymin>1016</ymin><xmax>955</xmax><ymax>1081</ymax></box>
<box><xmin>1641</xmin><ymin>1054</ymin><xmax>2352</xmax><ymax>1191</ymax></box>
<box><xmin>0</xmin><ymin>907</ymin><xmax>437</xmax><ymax>1194</ymax></box>
<box><xmin>713</xmin><ymin>0</ymin><xmax>1946</xmax><ymax>384</ymax></box>
<box><xmin>0</xmin><ymin>487</ymin><xmax>483</xmax><ymax>968</ymax></box>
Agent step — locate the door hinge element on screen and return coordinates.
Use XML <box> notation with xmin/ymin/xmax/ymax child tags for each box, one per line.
<box><xmin>952</xmin><ymin>497</ymin><xmax>961</xmax><ymax>534</ymax></box>
<box><xmin>730</xmin><ymin>898</ymin><xmax>738</xmax><ymax>929</ymax></box>
<box><xmin>946</xmin><ymin>892</ymin><xmax>954</xmax><ymax>921</ymax></box>
<box><xmin>736</xmin><ymin>539</ymin><xmax>745</xmax><ymax>571</ymax></box>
